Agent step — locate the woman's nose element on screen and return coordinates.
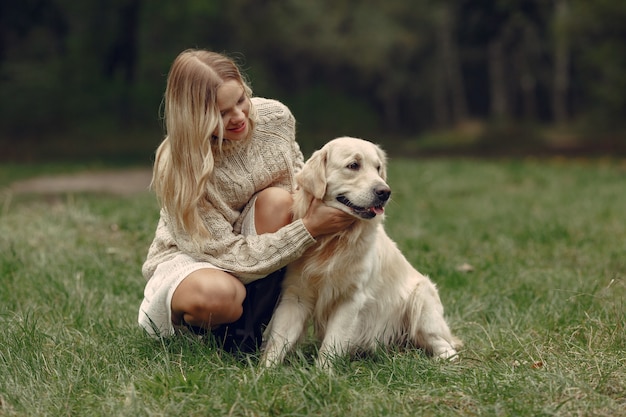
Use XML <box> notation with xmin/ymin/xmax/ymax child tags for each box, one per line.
<box><xmin>231</xmin><ymin>107</ymin><xmax>245</xmax><ymax>123</ymax></box>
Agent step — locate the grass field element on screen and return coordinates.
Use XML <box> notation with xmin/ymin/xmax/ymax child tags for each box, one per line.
<box><xmin>1</xmin><ymin>158</ymin><xmax>624</xmax><ymax>416</ymax></box>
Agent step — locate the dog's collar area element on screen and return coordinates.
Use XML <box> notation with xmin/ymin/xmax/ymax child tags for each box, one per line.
<box><xmin>336</xmin><ymin>195</ymin><xmax>384</xmax><ymax>219</ymax></box>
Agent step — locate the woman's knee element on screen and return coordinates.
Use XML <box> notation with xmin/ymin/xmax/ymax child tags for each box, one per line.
<box><xmin>255</xmin><ymin>187</ymin><xmax>293</xmax><ymax>234</ymax></box>
<box><xmin>172</xmin><ymin>269</ymin><xmax>246</xmax><ymax>327</ymax></box>
<box><xmin>201</xmin><ymin>274</ymin><xmax>246</xmax><ymax>319</ymax></box>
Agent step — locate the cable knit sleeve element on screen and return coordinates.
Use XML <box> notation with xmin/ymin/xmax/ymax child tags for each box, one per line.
<box><xmin>169</xmin><ymin>208</ymin><xmax>315</xmax><ymax>283</ymax></box>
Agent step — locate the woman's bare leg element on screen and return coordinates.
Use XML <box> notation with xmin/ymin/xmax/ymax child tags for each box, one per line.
<box><xmin>171</xmin><ymin>268</ymin><xmax>246</xmax><ymax>329</ymax></box>
<box><xmin>254</xmin><ymin>187</ymin><xmax>293</xmax><ymax>234</ymax></box>
<box><xmin>170</xmin><ymin>187</ymin><xmax>292</xmax><ymax>330</ymax></box>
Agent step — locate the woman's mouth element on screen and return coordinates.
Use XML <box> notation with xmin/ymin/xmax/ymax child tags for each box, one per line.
<box><xmin>228</xmin><ymin>122</ymin><xmax>246</xmax><ymax>134</ymax></box>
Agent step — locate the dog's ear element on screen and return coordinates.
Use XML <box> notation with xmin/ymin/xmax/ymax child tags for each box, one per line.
<box><xmin>376</xmin><ymin>146</ymin><xmax>388</xmax><ymax>181</ymax></box>
<box><xmin>296</xmin><ymin>147</ymin><xmax>327</xmax><ymax>199</ymax></box>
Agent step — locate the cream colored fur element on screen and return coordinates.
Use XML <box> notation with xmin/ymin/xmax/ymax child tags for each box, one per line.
<box><xmin>261</xmin><ymin>137</ymin><xmax>461</xmax><ymax>368</ymax></box>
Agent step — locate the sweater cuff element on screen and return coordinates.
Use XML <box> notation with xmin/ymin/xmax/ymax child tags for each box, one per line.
<box><xmin>285</xmin><ymin>218</ymin><xmax>316</xmax><ymax>247</ymax></box>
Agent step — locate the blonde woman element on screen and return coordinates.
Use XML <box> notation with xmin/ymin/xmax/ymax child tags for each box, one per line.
<box><xmin>138</xmin><ymin>49</ymin><xmax>354</xmax><ymax>351</ymax></box>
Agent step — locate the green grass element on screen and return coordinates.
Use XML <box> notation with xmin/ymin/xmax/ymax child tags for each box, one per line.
<box><xmin>1</xmin><ymin>158</ymin><xmax>625</xmax><ymax>416</ymax></box>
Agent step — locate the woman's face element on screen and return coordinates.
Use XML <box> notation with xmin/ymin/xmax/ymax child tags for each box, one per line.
<box><xmin>214</xmin><ymin>79</ymin><xmax>250</xmax><ymax>141</ymax></box>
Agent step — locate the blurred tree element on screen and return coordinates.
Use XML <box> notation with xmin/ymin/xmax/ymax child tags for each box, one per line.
<box><xmin>0</xmin><ymin>0</ymin><xmax>67</xmax><ymax>63</ymax></box>
<box><xmin>568</xmin><ymin>0</ymin><xmax>626</xmax><ymax>131</ymax></box>
<box><xmin>0</xmin><ymin>0</ymin><xmax>624</xmax><ymax>159</ymax></box>
<box><xmin>459</xmin><ymin>0</ymin><xmax>552</xmax><ymax>123</ymax></box>
<box><xmin>552</xmin><ymin>0</ymin><xmax>570</xmax><ymax>124</ymax></box>
<box><xmin>220</xmin><ymin>0</ymin><xmax>444</xmax><ymax>133</ymax></box>
<box><xmin>432</xmin><ymin>2</ymin><xmax>468</xmax><ymax>127</ymax></box>
<box><xmin>103</xmin><ymin>0</ymin><xmax>142</xmax><ymax>125</ymax></box>
<box><xmin>0</xmin><ymin>0</ymin><xmax>68</xmax><ymax>132</ymax></box>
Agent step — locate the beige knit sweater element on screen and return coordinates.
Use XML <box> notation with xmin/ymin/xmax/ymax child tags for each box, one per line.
<box><xmin>141</xmin><ymin>98</ymin><xmax>316</xmax><ymax>284</ymax></box>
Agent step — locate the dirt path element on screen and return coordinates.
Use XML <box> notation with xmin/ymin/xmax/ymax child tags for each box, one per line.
<box><xmin>9</xmin><ymin>168</ymin><xmax>153</xmax><ymax>196</ymax></box>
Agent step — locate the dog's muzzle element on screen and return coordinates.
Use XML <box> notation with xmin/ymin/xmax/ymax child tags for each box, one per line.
<box><xmin>336</xmin><ymin>186</ymin><xmax>391</xmax><ymax>219</ymax></box>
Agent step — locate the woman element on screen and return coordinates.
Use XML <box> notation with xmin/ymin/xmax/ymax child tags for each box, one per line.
<box><xmin>138</xmin><ymin>49</ymin><xmax>353</xmax><ymax>350</ymax></box>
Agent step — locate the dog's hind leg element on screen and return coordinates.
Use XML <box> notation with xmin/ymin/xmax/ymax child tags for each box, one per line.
<box><xmin>261</xmin><ymin>292</ymin><xmax>311</xmax><ymax>367</ymax></box>
<box><xmin>406</xmin><ymin>281</ymin><xmax>460</xmax><ymax>360</ymax></box>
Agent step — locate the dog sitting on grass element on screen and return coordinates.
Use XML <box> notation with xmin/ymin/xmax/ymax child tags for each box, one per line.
<box><xmin>262</xmin><ymin>137</ymin><xmax>461</xmax><ymax>368</ymax></box>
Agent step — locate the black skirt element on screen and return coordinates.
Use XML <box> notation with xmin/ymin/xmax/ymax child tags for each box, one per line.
<box><xmin>198</xmin><ymin>267</ymin><xmax>286</xmax><ymax>354</ymax></box>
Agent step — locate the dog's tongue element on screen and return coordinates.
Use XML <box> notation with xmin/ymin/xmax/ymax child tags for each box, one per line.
<box><xmin>371</xmin><ymin>206</ymin><xmax>385</xmax><ymax>215</ymax></box>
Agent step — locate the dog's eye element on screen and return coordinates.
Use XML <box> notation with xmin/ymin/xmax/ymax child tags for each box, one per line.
<box><xmin>347</xmin><ymin>162</ymin><xmax>360</xmax><ymax>170</ymax></box>
<box><xmin>376</xmin><ymin>165</ymin><xmax>382</xmax><ymax>173</ymax></box>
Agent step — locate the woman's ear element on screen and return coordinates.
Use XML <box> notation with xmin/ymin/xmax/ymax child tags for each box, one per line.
<box><xmin>296</xmin><ymin>148</ymin><xmax>327</xmax><ymax>200</ymax></box>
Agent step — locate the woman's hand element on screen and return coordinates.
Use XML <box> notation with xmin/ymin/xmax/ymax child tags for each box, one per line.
<box><xmin>301</xmin><ymin>198</ymin><xmax>356</xmax><ymax>238</ymax></box>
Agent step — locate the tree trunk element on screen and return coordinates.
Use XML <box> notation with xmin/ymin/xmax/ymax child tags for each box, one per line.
<box><xmin>520</xmin><ymin>65</ymin><xmax>537</xmax><ymax>121</ymax></box>
<box><xmin>433</xmin><ymin>5</ymin><xmax>467</xmax><ymax>127</ymax></box>
<box><xmin>104</xmin><ymin>0</ymin><xmax>142</xmax><ymax>126</ymax></box>
<box><xmin>488</xmin><ymin>38</ymin><xmax>508</xmax><ymax>120</ymax></box>
<box><xmin>439</xmin><ymin>5</ymin><xmax>468</xmax><ymax>124</ymax></box>
<box><xmin>518</xmin><ymin>23</ymin><xmax>538</xmax><ymax>121</ymax></box>
<box><xmin>553</xmin><ymin>0</ymin><xmax>569</xmax><ymax>124</ymax></box>
<box><xmin>432</xmin><ymin>66</ymin><xmax>449</xmax><ymax>128</ymax></box>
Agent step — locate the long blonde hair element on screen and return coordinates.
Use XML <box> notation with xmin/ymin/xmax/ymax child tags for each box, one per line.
<box><xmin>152</xmin><ymin>49</ymin><xmax>256</xmax><ymax>240</ymax></box>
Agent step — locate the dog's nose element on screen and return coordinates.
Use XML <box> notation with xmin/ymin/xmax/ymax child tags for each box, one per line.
<box><xmin>374</xmin><ymin>186</ymin><xmax>391</xmax><ymax>202</ymax></box>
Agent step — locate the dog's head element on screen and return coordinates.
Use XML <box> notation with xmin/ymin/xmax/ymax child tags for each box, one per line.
<box><xmin>297</xmin><ymin>136</ymin><xmax>390</xmax><ymax>220</ymax></box>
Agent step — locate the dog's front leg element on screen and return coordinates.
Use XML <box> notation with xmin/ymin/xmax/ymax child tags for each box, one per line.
<box><xmin>261</xmin><ymin>292</ymin><xmax>311</xmax><ymax>367</ymax></box>
<box><xmin>316</xmin><ymin>292</ymin><xmax>367</xmax><ymax>369</ymax></box>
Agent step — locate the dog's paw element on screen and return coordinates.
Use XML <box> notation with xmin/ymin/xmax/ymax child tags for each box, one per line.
<box><xmin>262</xmin><ymin>358</ymin><xmax>277</xmax><ymax>368</ymax></box>
<box><xmin>435</xmin><ymin>347</ymin><xmax>459</xmax><ymax>361</ymax></box>
<box><xmin>260</xmin><ymin>352</ymin><xmax>279</xmax><ymax>368</ymax></box>
<box><xmin>260</xmin><ymin>344</ymin><xmax>288</xmax><ymax>368</ymax></box>
<box><xmin>315</xmin><ymin>356</ymin><xmax>336</xmax><ymax>375</ymax></box>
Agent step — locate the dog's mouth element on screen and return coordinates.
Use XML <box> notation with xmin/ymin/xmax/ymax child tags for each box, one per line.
<box><xmin>336</xmin><ymin>195</ymin><xmax>385</xmax><ymax>219</ymax></box>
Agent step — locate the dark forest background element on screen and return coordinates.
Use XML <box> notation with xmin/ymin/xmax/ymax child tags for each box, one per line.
<box><xmin>1</xmin><ymin>0</ymin><xmax>625</xmax><ymax>162</ymax></box>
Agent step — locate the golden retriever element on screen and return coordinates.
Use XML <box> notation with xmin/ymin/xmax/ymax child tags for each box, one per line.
<box><xmin>261</xmin><ymin>137</ymin><xmax>461</xmax><ymax>368</ymax></box>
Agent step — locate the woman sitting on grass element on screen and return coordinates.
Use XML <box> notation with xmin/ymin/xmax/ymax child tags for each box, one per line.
<box><xmin>138</xmin><ymin>49</ymin><xmax>354</xmax><ymax>351</ymax></box>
